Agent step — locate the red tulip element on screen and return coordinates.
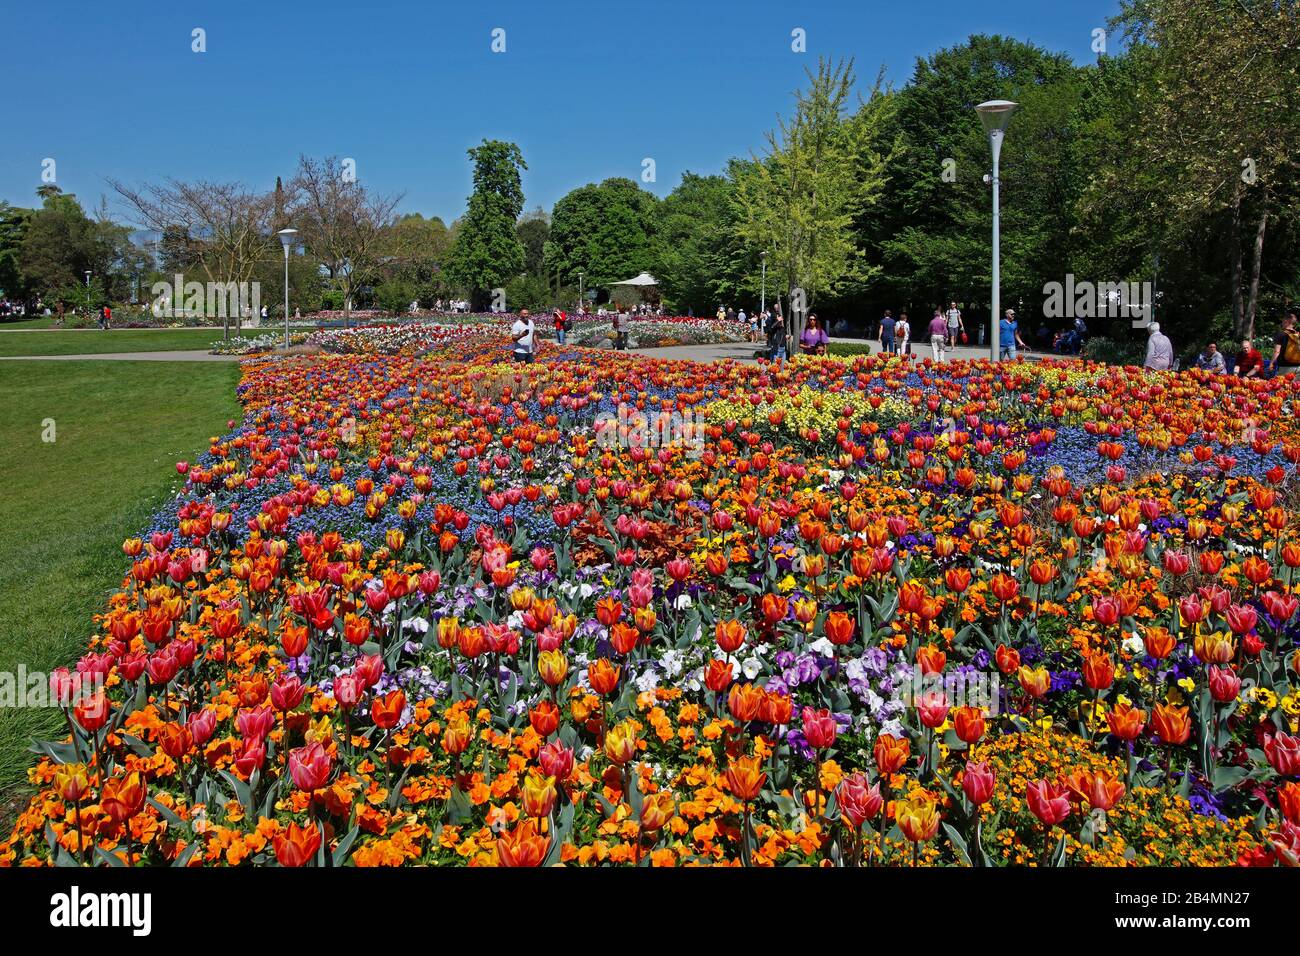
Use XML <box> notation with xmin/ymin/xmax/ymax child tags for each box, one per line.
<box><xmin>1026</xmin><ymin>779</ymin><xmax>1071</xmax><ymax>826</ymax></box>
<box><xmin>289</xmin><ymin>741</ymin><xmax>333</xmax><ymax>791</ymax></box>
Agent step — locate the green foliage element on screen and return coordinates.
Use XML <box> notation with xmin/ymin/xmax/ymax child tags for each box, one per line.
<box><xmin>732</xmin><ymin>57</ymin><xmax>890</xmax><ymax>339</ymax></box>
<box><xmin>548</xmin><ymin>178</ymin><xmax>658</xmax><ymax>289</ymax></box>
<box><xmin>444</xmin><ymin>140</ymin><xmax>528</xmax><ymax>308</ymax></box>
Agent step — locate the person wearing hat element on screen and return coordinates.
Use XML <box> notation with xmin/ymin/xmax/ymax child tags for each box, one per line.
<box><xmin>998</xmin><ymin>309</ymin><xmax>1027</xmax><ymax>362</ymax></box>
<box><xmin>1143</xmin><ymin>322</ymin><xmax>1173</xmax><ymax>371</ymax></box>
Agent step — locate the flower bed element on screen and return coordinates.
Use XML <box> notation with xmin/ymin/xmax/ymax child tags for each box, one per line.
<box><xmin>4</xmin><ymin>352</ymin><xmax>1299</xmax><ymax>867</ymax></box>
<box><xmin>572</xmin><ymin>316</ymin><xmax>751</xmax><ymax>349</ymax></box>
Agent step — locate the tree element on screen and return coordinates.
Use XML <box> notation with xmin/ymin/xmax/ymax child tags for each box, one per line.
<box><xmin>0</xmin><ymin>201</ymin><xmax>34</xmax><ymax>305</ymax></box>
<box><xmin>516</xmin><ymin>207</ymin><xmax>550</xmax><ymax>279</ymax></box>
<box><xmin>1113</xmin><ymin>0</ymin><xmax>1300</xmax><ymax>338</ymax></box>
<box><xmin>857</xmin><ymin>36</ymin><xmax>1079</xmax><ymax>329</ymax></box>
<box><xmin>18</xmin><ymin>192</ymin><xmax>109</xmax><ymax>309</ymax></box>
<box><xmin>444</xmin><ymin>140</ymin><xmax>527</xmax><ymax>310</ymax></box>
<box><xmin>651</xmin><ymin>171</ymin><xmax>745</xmax><ymax>314</ymax></box>
<box><xmin>378</xmin><ymin>213</ymin><xmax>454</xmax><ymax>307</ymax></box>
<box><xmin>290</xmin><ymin>155</ymin><xmax>403</xmax><ymax>324</ymax></box>
<box><xmin>733</xmin><ymin>57</ymin><xmax>890</xmax><ymax>342</ymax></box>
<box><xmin>111</xmin><ymin>177</ymin><xmax>277</xmax><ymax>337</ymax></box>
<box><xmin>548</xmin><ymin>178</ymin><xmax>659</xmax><ymax>291</ymax></box>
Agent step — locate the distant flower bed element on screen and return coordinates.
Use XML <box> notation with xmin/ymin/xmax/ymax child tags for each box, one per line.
<box><xmin>309</xmin><ymin>323</ymin><xmax>501</xmax><ymax>356</ymax></box>
<box><xmin>209</xmin><ymin>332</ymin><xmax>310</xmax><ymax>355</ymax></box>
<box><xmin>573</xmin><ymin>317</ymin><xmax>750</xmax><ymax>349</ymax></box>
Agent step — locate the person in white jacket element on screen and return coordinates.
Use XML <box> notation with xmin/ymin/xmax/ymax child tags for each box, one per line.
<box><xmin>1144</xmin><ymin>323</ymin><xmax>1174</xmax><ymax>371</ymax></box>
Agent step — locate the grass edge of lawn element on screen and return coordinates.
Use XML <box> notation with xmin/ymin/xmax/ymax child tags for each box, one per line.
<box><xmin>0</xmin><ymin>360</ymin><xmax>242</xmax><ymax>831</ymax></box>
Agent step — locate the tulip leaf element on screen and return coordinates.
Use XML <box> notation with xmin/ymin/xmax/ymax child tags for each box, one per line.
<box><xmin>172</xmin><ymin>842</ymin><xmax>202</xmax><ymax>867</ymax></box>
<box><xmin>332</xmin><ymin>824</ymin><xmax>360</xmax><ymax>866</ymax></box>
<box><xmin>1049</xmin><ymin>833</ymin><xmax>1068</xmax><ymax>867</ymax></box>
<box><xmin>943</xmin><ymin>823</ymin><xmax>972</xmax><ymax>866</ymax></box>
<box><xmin>1212</xmin><ymin>764</ymin><xmax>1249</xmax><ymax>790</ymax></box>
<box><xmin>28</xmin><ymin>739</ymin><xmax>80</xmax><ymax>764</ymax></box>
<box><xmin>118</xmin><ymin>733</ymin><xmax>154</xmax><ymax>758</ymax></box>
<box><xmin>95</xmin><ymin>846</ymin><xmax>128</xmax><ymax>867</ymax></box>
<box><xmin>447</xmin><ymin>785</ymin><xmax>473</xmax><ymax>824</ymax></box>
<box><xmin>148</xmin><ymin>796</ymin><xmax>185</xmax><ymax>829</ymax></box>
<box><xmin>218</xmin><ymin>769</ymin><xmax>255</xmax><ymax>818</ymax></box>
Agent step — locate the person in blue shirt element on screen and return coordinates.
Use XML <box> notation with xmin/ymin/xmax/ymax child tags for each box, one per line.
<box><xmin>999</xmin><ymin>309</ymin><xmax>1028</xmax><ymax>361</ymax></box>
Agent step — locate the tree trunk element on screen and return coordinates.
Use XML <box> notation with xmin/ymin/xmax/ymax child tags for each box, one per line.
<box><xmin>1229</xmin><ymin>183</ymin><xmax>1245</xmax><ymax>339</ymax></box>
<box><xmin>1244</xmin><ymin>192</ymin><xmax>1270</xmax><ymax>340</ymax></box>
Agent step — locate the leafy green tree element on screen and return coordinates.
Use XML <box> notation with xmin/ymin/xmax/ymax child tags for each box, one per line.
<box><xmin>651</xmin><ymin>172</ymin><xmax>746</xmax><ymax>314</ymax></box>
<box><xmin>444</xmin><ymin>140</ymin><xmax>528</xmax><ymax>310</ymax></box>
<box><xmin>0</xmin><ymin>201</ymin><xmax>34</xmax><ymax>305</ymax></box>
<box><xmin>548</xmin><ymin>178</ymin><xmax>658</xmax><ymax>290</ymax></box>
<box><xmin>516</xmin><ymin>207</ymin><xmax>550</xmax><ymax>279</ymax></box>
<box><xmin>1112</xmin><ymin>0</ymin><xmax>1300</xmax><ymax>338</ymax></box>
<box><xmin>18</xmin><ymin>192</ymin><xmax>108</xmax><ymax>307</ymax></box>
<box><xmin>732</xmin><ymin>57</ymin><xmax>890</xmax><ymax>341</ymax></box>
<box><xmin>861</xmin><ymin>36</ymin><xmax>1079</xmax><ymax>329</ymax></box>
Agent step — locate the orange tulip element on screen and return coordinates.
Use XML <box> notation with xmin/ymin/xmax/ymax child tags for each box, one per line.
<box><xmin>1106</xmin><ymin>701</ymin><xmax>1146</xmax><ymax>741</ymax></box>
<box><xmin>1151</xmin><ymin>703</ymin><xmax>1191</xmax><ymax>745</ymax></box>
<box><xmin>724</xmin><ymin>755</ymin><xmax>766</xmax><ymax>801</ymax></box>
<box><xmin>587</xmin><ymin>657</ymin><xmax>621</xmax><ymax>697</ymax></box>
<box><xmin>274</xmin><ymin>821</ymin><xmax>322</xmax><ymax>867</ymax></box>
<box><xmin>100</xmin><ymin>771</ymin><xmax>146</xmax><ymax>826</ymax></box>
<box><xmin>873</xmin><ymin>732</ymin><xmax>910</xmax><ymax>776</ymax></box>
<box><xmin>496</xmin><ymin>817</ymin><xmax>550</xmax><ymax>867</ymax></box>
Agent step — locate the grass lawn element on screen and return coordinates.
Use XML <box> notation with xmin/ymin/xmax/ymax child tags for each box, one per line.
<box><xmin>0</xmin><ymin>360</ymin><xmax>241</xmax><ymax>824</ymax></box>
<box><xmin>0</xmin><ymin>328</ymin><xmax>239</xmax><ymax>356</ymax></box>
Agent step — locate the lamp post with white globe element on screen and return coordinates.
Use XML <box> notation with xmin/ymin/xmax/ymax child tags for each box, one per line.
<box><xmin>277</xmin><ymin>228</ymin><xmax>298</xmax><ymax>349</ymax></box>
<box><xmin>975</xmin><ymin>99</ymin><xmax>1017</xmax><ymax>361</ymax></box>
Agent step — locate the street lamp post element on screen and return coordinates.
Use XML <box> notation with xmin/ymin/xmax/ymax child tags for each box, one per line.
<box><xmin>577</xmin><ymin>271</ymin><xmax>584</xmax><ymax>312</ymax></box>
<box><xmin>760</xmin><ymin>251</ymin><xmax>767</xmax><ymax>315</ymax></box>
<box><xmin>975</xmin><ymin>99</ymin><xmax>1017</xmax><ymax>361</ymax></box>
<box><xmin>277</xmin><ymin>228</ymin><xmax>298</xmax><ymax>349</ymax></box>
<box><xmin>84</xmin><ymin>270</ymin><xmax>92</xmax><ymax>319</ymax></box>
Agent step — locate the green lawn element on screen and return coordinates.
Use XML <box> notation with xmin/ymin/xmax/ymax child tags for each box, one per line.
<box><xmin>0</xmin><ymin>360</ymin><xmax>241</xmax><ymax>824</ymax></box>
<box><xmin>0</xmin><ymin>328</ymin><xmax>237</xmax><ymax>356</ymax></box>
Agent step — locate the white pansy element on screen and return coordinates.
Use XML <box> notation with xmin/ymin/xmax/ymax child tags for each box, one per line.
<box><xmin>808</xmin><ymin>636</ymin><xmax>837</xmax><ymax>657</ymax></box>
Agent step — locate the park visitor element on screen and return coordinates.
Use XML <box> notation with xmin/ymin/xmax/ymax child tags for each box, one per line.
<box><xmin>800</xmin><ymin>315</ymin><xmax>829</xmax><ymax>355</ymax></box>
<box><xmin>1270</xmin><ymin>311</ymin><xmax>1300</xmax><ymax>376</ymax></box>
<box><xmin>999</xmin><ymin>309</ymin><xmax>1028</xmax><ymax>362</ymax></box>
<box><xmin>1143</xmin><ymin>322</ymin><xmax>1174</xmax><ymax>371</ymax></box>
<box><xmin>928</xmin><ymin>311</ymin><xmax>947</xmax><ymax>361</ymax></box>
<box><xmin>510</xmin><ymin>309</ymin><xmax>535</xmax><ymax>363</ymax></box>
<box><xmin>1234</xmin><ymin>339</ymin><xmax>1263</xmax><ymax>377</ymax></box>
<box><xmin>878</xmin><ymin>310</ymin><xmax>896</xmax><ymax>354</ymax></box>
<box><xmin>946</xmin><ymin>301</ymin><xmax>964</xmax><ymax>346</ymax></box>
<box><xmin>896</xmin><ymin>313</ymin><xmax>911</xmax><ymax>355</ymax></box>
<box><xmin>766</xmin><ymin>310</ymin><xmax>787</xmax><ymax>360</ymax></box>
<box><xmin>1194</xmin><ymin>342</ymin><xmax>1226</xmax><ymax>374</ymax></box>
<box><xmin>552</xmin><ymin>308</ymin><xmax>570</xmax><ymax>345</ymax></box>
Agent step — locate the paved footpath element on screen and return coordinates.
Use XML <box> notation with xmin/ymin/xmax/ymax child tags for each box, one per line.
<box><xmin>0</xmin><ymin>350</ymin><xmax>240</xmax><ymax>362</ymax></box>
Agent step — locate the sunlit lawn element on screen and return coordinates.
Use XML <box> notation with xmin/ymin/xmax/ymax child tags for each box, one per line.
<box><xmin>0</xmin><ymin>360</ymin><xmax>241</xmax><ymax>823</ymax></box>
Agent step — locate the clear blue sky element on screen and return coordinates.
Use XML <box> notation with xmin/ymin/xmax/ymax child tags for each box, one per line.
<box><xmin>2</xmin><ymin>0</ymin><xmax>1121</xmax><ymax>223</ymax></box>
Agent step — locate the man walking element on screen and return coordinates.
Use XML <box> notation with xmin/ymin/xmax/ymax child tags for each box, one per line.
<box><xmin>999</xmin><ymin>309</ymin><xmax>1028</xmax><ymax>362</ymax></box>
<box><xmin>878</xmin><ymin>309</ymin><xmax>896</xmax><ymax>355</ymax></box>
<box><xmin>510</xmin><ymin>308</ymin><xmax>536</xmax><ymax>363</ymax></box>
<box><xmin>1143</xmin><ymin>322</ymin><xmax>1173</xmax><ymax>371</ymax></box>
<box><xmin>928</xmin><ymin>311</ymin><xmax>947</xmax><ymax>362</ymax></box>
<box><xmin>945</xmin><ymin>301</ymin><xmax>964</xmax><ymax>347</ymax></box>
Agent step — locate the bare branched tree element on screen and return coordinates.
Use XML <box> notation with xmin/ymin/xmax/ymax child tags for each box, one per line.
<box><xmin>110</xmin><ymin>178</ymin><xmax>276</xmax><ymax>337</ymax></box>
<box><xmin>289</xmin><ymin>156</ymin><xmax>403</xmax><ymax>324</ymax></box>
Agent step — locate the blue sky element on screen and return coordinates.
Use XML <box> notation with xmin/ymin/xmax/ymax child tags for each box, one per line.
<box><xmin>2</xmin><ymin>0</ymin><xmax>1121</xmax><ymax>223</ymax></box>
